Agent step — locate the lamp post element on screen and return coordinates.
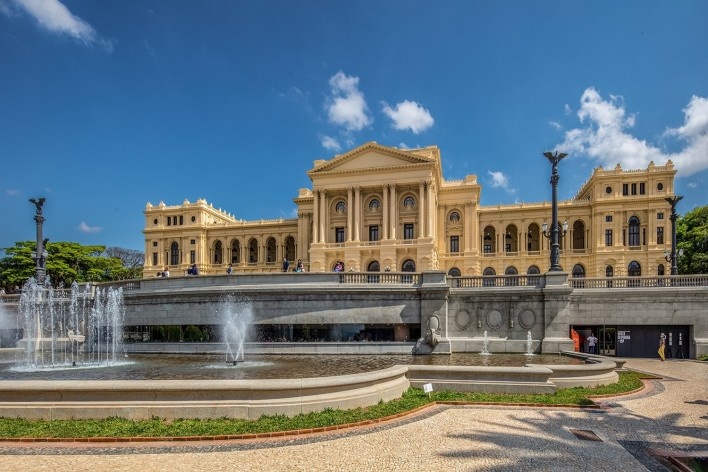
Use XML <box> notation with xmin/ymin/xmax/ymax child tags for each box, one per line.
<box><xmin>542</xmin><ymin>151</ymin><xmax>568</xmax><ymax>271</ymax></box>
<box><xmin>665</xmin><ymin>195</ymin><xmax>683</xmax><ymax>275</ymax></box>
<box><xmin>29</xmin><ymin>197</ymin><xmax>47</xmax><ymax>283</ymax></box>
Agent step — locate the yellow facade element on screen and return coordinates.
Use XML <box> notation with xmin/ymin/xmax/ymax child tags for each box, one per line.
<box><xmin>143</xmin><ymin>142</ymin><xmax>677</xmax><ymax>278</ymax></box>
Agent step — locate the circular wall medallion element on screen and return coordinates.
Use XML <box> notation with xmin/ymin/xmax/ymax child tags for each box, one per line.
<box><xmin>486</xmin><ymin>310</ymin><xmax>503</xmax><ymax>329</ymax></box>
<box><xmin>518</xmin><ymin>309</ymin><xmax>536</xmax><ymax>329</ymax></box>
<box><xmin>657</xmin><ymin>182</ymin><xmax>664</xmax><ymax>191</ymax></box>
<box><xmin>454</xmin><ymin>309</ymin><xmax>472</xmax><ymax>330</ymax></box>
<box><xmin>605</xmin><ymin>186</ymin><xmax>612</xmax><ymax>194</ymax></box>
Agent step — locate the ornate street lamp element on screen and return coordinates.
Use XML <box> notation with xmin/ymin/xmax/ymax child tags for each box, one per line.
<box><xmin>664</xmin><ymin>195</ymin><xmax>683</xmax><ymax>275</ymax></box>
<box><xmin>29</xmin><ymin>197</ymin><xmax>47</xmax><ymax>283</ymax></box>
<box><xmin>541</xmin><ymin>151</ymin><xmax>568</xmax><ymax>271</ymax></box>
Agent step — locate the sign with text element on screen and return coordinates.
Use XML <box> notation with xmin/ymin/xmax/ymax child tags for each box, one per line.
<box><xmin>423</xmin><ymin>383</ymin><xmax>433</xmax><ymax>394</ymax></box>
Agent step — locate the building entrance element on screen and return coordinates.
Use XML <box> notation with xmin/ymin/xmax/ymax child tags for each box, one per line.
<box><xmin>571</xmin><ymin>325</ymin><xmax>690</xmax><ymax>358</ymax></box>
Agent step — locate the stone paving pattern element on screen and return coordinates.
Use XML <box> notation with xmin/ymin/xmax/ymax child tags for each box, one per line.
<box><xmin>0</xmin><ymin>358</ymin><xmax>705</xmax><ymax>471</ymax></box>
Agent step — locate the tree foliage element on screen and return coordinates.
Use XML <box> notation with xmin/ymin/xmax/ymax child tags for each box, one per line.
<box><xmin>677</xmin><ymin>205</ymin><xmax>708</xmax><ymax>274</ymax></box>
<box><xmin>0</xmin><ymin>241</ymin><xmax>143</xmax><ymax>289</ymax></box>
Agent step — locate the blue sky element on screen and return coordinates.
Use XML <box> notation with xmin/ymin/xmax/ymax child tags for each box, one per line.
<box><xmin>1</xmin><ymin>0</ymin><xmax>706</xmax><ymax>253</ymax></box>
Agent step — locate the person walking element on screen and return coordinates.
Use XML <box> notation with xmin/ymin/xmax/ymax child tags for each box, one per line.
<box><xmin>587</xmin><ymin>332</ymin><xmax>598</xmax><ymax>354</ymax></box>
<box><xmin>658</xmin><ymin>333</ymin><xmax>666</xmax><ymax>361</ymax></box>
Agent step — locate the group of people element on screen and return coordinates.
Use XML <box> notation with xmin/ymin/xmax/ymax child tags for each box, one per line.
<box><xmin>333</xmin><ymin>261</ymin><xmax>344</xmax><ymax>272</ymax></box>
<box><xmin>156</xmin><ymin>267</ymin><xmax>170</xmax><ymax>277</ymax></box>
<box><xmin>186</xmin><ymin>264</ymin><xmax>199</xmax><ymax>276</ymax></box>
<box><xmin>284</xmin><ymin>258</ymin><xmax>305</xmax><ymax>272</ymax></box>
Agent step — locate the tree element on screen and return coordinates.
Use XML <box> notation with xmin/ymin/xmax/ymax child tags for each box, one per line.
<box><xmin>677</xmin><ymin>205</ymin><xmax>708</xmax><ymax>274</ymax></box>
<box><xmin>0</xmin><ymin>241</ymin><xmax>137</xmax><ymax>289</ymax></box>
<box><xmin>104</xmin><ymin>247</ymin><xmax>144</xmax><ymax>280</ymax></box>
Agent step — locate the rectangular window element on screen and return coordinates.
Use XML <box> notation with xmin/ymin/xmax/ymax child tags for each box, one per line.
<box><xmin>179</xmin><ymin>215</ymin><xmax>184</xmax><ymax>225</ymax></box>
<box><xmin>404</xmin><ymin>223</ymin><xmax>414</xmax><ymax>240</ymax></box>
<box><xmin>657</xmin><ymin>212</ymin><xmax>664</xmax><ymax>220</ymax></box>
<box><xmin>657</xmin><ymin>227</ymin><xmax>664</xmax><ymax>245</ymax></box>
<box><xmin>639</xmin><ymin>182</ymin><xmax>645</xmax><ymax>195</ymax></box>
<box><xmin>335</xmin><ymin>227</ymin><xmax>345</xmax><ymax>243</ymax></box>
<box><xmin>505</xmin><ymin>243</ymin><xmax>512</xmax><ymax>253</ymax></box>
<box><xmin>483</xmin><ymin>244</ymin><xmax>492</xmax><ymax>253</ymax></box>
<box><xmin>190</xmin><ymin>239</ymin><xmax>196</xmax><ymax>245</ymax></box>
<box><xmin>152</xmin><ymin>252</ymin><xmax>158</xmax><ymax>266</ymax></box>
<box><xmin>369</xmin><ymin>225</ymin><xmax>379</xmax><ymax>242</ymax></box>
<box><xmin>152</xmin><ymin>241</ymin><xmax>158</xmax><ymax>247</ymax></box>
<box><xmin>190</xmin><ymin>250</ymin><xmax>196</xmax><ymax>264</ymax></box>
<box><xmin>631</xmin><ymin>183</ymin><xmax>637</xmax><ymax>195</ymax></box>
<box><xmin>605</xmin><ymin>229</ymin><xmax>613</xmax><ymax>247</ymax></box>
<box><xmin>167</xmin><ymin>217</ymin><xmax>171</xmax><ymax>226</ymax></box>
<box><xmin>605</xmin><ymin>215</ymin><xmax>613</xmax><ymax>223</ymax></box>
<box><xmin>622</xmin><ymin>184</ymin><xmax>629</xmax><ymax>196</ymax></box>
<box><xmin>450</xmin><ymin>236</ymin><xmax>459</xmax><ymax>253</ymax></box>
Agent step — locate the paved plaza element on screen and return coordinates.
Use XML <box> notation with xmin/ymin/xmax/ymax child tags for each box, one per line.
<box><xmin>0</xmin><ymin>358</ymin><xmax>705</xmax><ymax>471</ymax></box>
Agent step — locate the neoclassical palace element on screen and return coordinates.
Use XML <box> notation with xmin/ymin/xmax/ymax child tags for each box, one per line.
<box><xmin>143</xmin><ymin>142</ymin><xmax>677</xmax><ymax>279</ymax></box>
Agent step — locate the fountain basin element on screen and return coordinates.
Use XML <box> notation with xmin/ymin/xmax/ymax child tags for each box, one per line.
<box><xmin>0</xmin><ymin>359</ymin><xmax>621</xmax><ymax>420</ymax></box>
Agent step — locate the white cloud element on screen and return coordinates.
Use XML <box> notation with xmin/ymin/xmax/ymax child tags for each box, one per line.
<box><xmin>398</xmin><ymin>142</ymin><xmax>410</xmax><ymax>150</ymax></box>
<box><xmin>5</xmin><ymin>189</ymin><xmax>20</xmax><ymax>196</ymax></box>
<box><xmin>564</xmin><ymin>104</ymin><xmax>572</xmax><ymax>115</ymax></box>
<box><xmin>8</xmin><ymin>0</ymin><xmax>112</xmax><ymax>50</ymax></box>
<box><xmin>549</xmin><ymin>120</ymin><xmax>562</xmax><ymax>131</ymax></box>
<box><xmin>488</xmin><ymin>170</ymin><xmax>516</xmax><ymax>195</ymax></box>
<box><xmin>381</xmin><ymin>100</ymin><xmax>434</xmax><ymax>134</ymax></box>
<box><xmin>77</xmin><ymin>222</ymin><xmax>102</xmax><ymax>234</ymax></box>
<box><xmin>556</xmin><ymin>87</ymin><xmax>708</xmax><ymax>176</ymax></box>
<box><xmin>687</xmin><ymin>182</ymin><xmax>698</xmax><ymax>188</ymax></box>
<box><xmin>325</xmin><ymin>71</ymin><xmax>372</xmax><ymax>132</ymax></box>
<box><xmin>320</xmin><ymin>135</ymin><xmax>341</xmax><ymax>152</ymax></box>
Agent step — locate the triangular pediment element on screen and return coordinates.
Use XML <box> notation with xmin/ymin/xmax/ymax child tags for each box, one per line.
<box><xmin>309</xmin><ymin>142</ymin><xmax>434</xmax><ymax>175</ymax></box>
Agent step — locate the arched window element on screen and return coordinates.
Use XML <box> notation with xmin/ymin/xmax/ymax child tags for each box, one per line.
<box><xmin>572</xmin><ymin>220</ymin><xmax>585</xmax><ymax>250</ymax></box>
<box><xmin>606</xmin><ymin>265</ymin><xmax>613</xmax><ymax>277</ymax></box>
<box><xmin>335</xmin><ymin>201</ymin><xmax>346</xmax><ymax>213</ymax></box>
<box><xmin>526</xmin><ymin>265</ymin><xmax>540</xmax><ymax>286</ymax></box>
<box><xmin>505</xmin><ymin>266</ymin><xmax>518</xmax><ymax>286</ymax></box>
<box><xmin>402</xmin><ymin>259</ymin><xmax>416</xmax><ymax>272</ymax></box>
<box><xmin>266</xmin><ymin>237</ymin><xmax>276</xmax><ymax>263</ymax></box>
<box><xmin>483</xmin><ymin>226</ymin><xmax>496</xmax><ymax>254</ymax></box>
<box><xmin>527</xmin><ymin>223</ymin><xmax>540</xmax><ymax>252</ymax></box>
<box><xmin>448</xmin><ymin>267</ymin><xmax>461</xmax><ymax>277</ymax></box>
<box><xmin>284</xmin><ymin>236</ymin><xmax>296</xmax><ymax>262</ymax></box>
<box><xmin>403</xmin><ymin>196</ymin><xmax>415</xmax><ymax>209</ymax></box>
<box><xmin>170</xmin><ymin>242</ymin><xmax>179</xmax><ymax>266</ymax></box>
<box><xmin>483</xmin><ymin>267</ymin><xmax>496</xmax><ymax>286</ymax></box>
<box><xmin>628</xmin><ymin>216</ymin><xmax>640</xmax><ymax>247</ymax></box>
<box><xmin>449</xmin><ymin>211</ymin><xmax>460</xmax><ymax>223</ymax></box>
<box><xmin>231</xmin><ymin>240</ymin><xmax>241</xmax><ymax>264</ymax></box>
<box><xmin>367</xmin><ymin>261</ymin><xmax>380</xmax><ymax>272</ymax></box>
<box><xmin>214</xmin><ymin>240</ymin><xmax>223</xmax><ymax>264</ymax></box>
<box><xmin>657</xmin><ymin>264</ymin><xmax>665</xmax><ymax>276</ymax></box>
<box><xmin>248</xmin><ymin>238</ymin><xmax>258</xmax><ymax>263</ymax></box>
<box><xmin>628</xmin><ymin>260</ymin><xmax>641</xmax><ymax>276</ymax></box>
<box><xmin>505</xmin><ymin>225</ymin><xmax>518</xmax><ymax>253</ymax></box>
<box><xmin>572</xmin><ymin>264</ymin><xmax>585</xmax><ymax>278</ymax></box>
<box><xmin>368</xmin><ymin>199</ymin><xmax>380</xmax><ymax>211</ymax></box>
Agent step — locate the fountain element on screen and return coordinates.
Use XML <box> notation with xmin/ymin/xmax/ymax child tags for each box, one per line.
<box><xmin>15</xmin><ymin>277</ymin><xmax>126</xmax><ymax>369</ymax></box>
<box><xmin>218</xmin><ymin>294</ymin><xmax>253</xmax><ymax>364</ymax></box>
<box><xmin>480</xmin><ymin>330</ymin><xmax>490</xmax><ymax>355</ymax></box>
<box><xmin>525</xmin><ymin>330</ymin><xmax>535</xmax><ymax>356</ymax></box>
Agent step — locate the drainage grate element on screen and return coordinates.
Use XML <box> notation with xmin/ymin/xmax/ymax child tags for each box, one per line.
<box><xmin>569</xmin><ymin>429</ymin><xmax>603</xmax><ymax>442</ymax></box>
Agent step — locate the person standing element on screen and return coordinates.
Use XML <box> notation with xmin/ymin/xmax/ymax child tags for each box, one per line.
<box><xmin>587</xmin><ymin>332</ymin><xmax>598</xmax><ymax>354</ymax></box>
<box><xmin>282</xmin><ymin>258</ymin><xmax>289</xmax><ymax>272</ymax></box>
<box><xmin>226</xmin><ymin>264</ymin><xmax>233</xmax><ymax>275</ymax></box>
<box><xmin>658</xmin><ymin>333</ymin><xmax>666</xmax><ymax>361</ymax></box>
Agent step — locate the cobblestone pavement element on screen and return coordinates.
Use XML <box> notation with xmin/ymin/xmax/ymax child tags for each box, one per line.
<box><xmin>0</xmin><ymin>359</ymin><xmax>705</xmax><ymax>472</ymax></box>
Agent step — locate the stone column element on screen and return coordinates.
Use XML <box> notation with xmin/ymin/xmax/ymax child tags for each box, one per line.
<box><xmin>320</xmin><ymin>190</ymin><xmax>327</xmax><ymax>243</ymax></box>
<box><xmin>382</xmin><ymin>184</ymin><xmax>389</xmax><ymax>240</ymax></box>
<box><xmin>312</xmin><ymin>190</ymin><xmax>319</xmax><ymax>244</ymax></box>
<box><xmin>390</xmin><ymin>184</ymin><xmax>397</xmax><ymax>239</ymax></box>
<box><xmin>427</xmin><ymin>181</ymin><xmax>435</xmax><ymax>238</ymax></box>
<box><xmin>354</xmin><ymin>187</ymin><xmax>361</xmax><ymax>242</ymax></box>
<box><xmin>418</xmin><ymin>181</ymin><xmax>426</xmax><ymax>239</ymax></box>
<box><xmin>542</xmin><ymin>272</ymin><xmax>575</xmax><ymax>353</ymax></box>
<box><xmin>347</xmin><ymin>187</ymin><xmax>353</xmax><ymax>241</ymax></box>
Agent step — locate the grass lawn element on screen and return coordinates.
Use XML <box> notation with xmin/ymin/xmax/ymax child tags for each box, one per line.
<box><xmin>0</xmin><ymin>371</ymin><xmax>648</xmax><ymax>439</ymax></box>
